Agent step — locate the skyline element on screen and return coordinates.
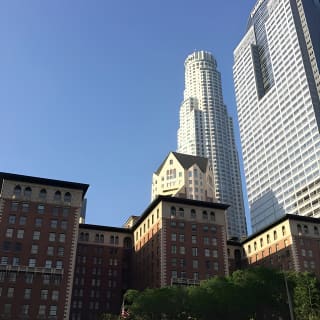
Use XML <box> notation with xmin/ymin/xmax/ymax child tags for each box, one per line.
<box><xmin>1</xmin><ymin>1</ymin><xmax>256</xmax><ymax>231</ymax></box>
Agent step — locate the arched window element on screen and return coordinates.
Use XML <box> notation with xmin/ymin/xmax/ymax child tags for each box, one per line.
<box><xmin>248</xmin><ymin>245</ymin><xmax>251</xmax><ymax>254</ymax></box>
<box><xmin>85</xmin><ymin>233</ymin><xmax>89</xmax><ymax>241</ymax></box>
<box><xmin>297</xmin><ymin>224</ymin><xmax>302</xmax><ymax>234</ymax></box>
<box><xmin>210</xmin><ymin>212</ymin><xmax>216</xmax><ymax>221</ymax></box>
<box><xmin>178</xmin><ymin>208</ymin><xmax>184</xmax><ymax>217</ymax></box>
<box><xmin>54</xmin><ymin>191</ymin><xmax>62</xmax><ymax>201</ymax></box>
<box><xmin>267</xmin><ymin>234</ymin><xmax>270</xmax><ymax>244</ymax></box>
<box><xmin>100</xmin><ymin>234</ymin><xmax>104</xmax><ymax>243</ymax></box>
<box><xmin>95</xmin><ymin>234</ymin><xmax>100</xmax><ymax>242</ymax></box>
<box><xmin>314</xmin><ymin>226</ymin><xmax>319</xmax><ymax>236</ymax></box>
<box><xmin>170</xmin><ymin>207</ymin><xmax>176</xmax><ymax>218</ymax></box>
<box><xmin>282</xmin><ymin>226</ymin><xmax>286</xmax><ymax>236</ymax></box>
<box><xmin>110</xmin><ymin>236</ymin><xmax>115</xmax><ymax>245</ymax></box>
<box><xmin>202</xmin><ymin>211</ymin><xmax>208</xmax><ymax>220</ymax></box>
<box><xmin>254</xmin><ymin>241</ymin><xmax>257</xmax><ymax>251</ymax></box>
<box><xmin>124</xmin><ymin>237</ymin><xmax>132</xmax><ymax>249</ymax></box>
<box><xmin>273</xmin><ymin>230</ymin><xmax>277</xmax><ymax>240</ymax></box>
<box><xmin>64</xmin><ymin>192</ymin><xmax>72</xmax><ymax>202</ymax></box>
<box><xmin>39</xmin><ymin>189</ymin><xmax>47</xmax><ymax>199</ymax></box>
<box><xmin>190</xmin><ymin>209</ymin><xmax>196</xmax><ymax>219</ymax></box>
<box><xmin>13</xmin><ymin>185</ymin><xmax>22</xmax><ymax>197</ymax></box>
<box><xmin>24</xmin><ymin>187</ymin><xmax>32</xmax><ymax>197</ymax></box>
<box><xmin>115</xmin><ymin>236</ymin><xmax>119</xmax><ymax>245</ymax></box>
<box><xmin>80</xmin><ymin>232</ymin><xmax>84</xmax><ymax>241</ymax></box>
<box><xmin>260</xmin><ymin>238</ymin><xmax>263</xmax><ymax>248</ymax></box>
<box><xmin>303</xmin><ymin>225</ymin><xmax>309</xmax><ymax>234</ymax></box>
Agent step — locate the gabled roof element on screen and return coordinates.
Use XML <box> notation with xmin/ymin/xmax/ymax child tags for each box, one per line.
<box><xmin>155</xmin><ymin>151</ymin><xmax>209</xmax><ymax>175</ymax></box>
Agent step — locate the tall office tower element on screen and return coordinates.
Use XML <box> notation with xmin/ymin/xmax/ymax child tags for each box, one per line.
<box><xmin>178</xmin><ymin>51</ymin><xmax>247</xmax><ymax>239</ymax></box>
<box><xmin>233</xmin><ymin>0</ymin><xmax>320</xmax><ymax>232</ymax></box>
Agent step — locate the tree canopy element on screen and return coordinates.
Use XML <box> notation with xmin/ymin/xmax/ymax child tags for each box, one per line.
<box><xmin>120</xmin><ymin>268</ymin><xmax>320</xmax><ymax>320</ymax></box>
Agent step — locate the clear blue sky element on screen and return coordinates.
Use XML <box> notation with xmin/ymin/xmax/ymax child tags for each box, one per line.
<box><xmin>0</xmin><ymin>0</ymin><xmax>256</xmax><ymax>231</ymax></box>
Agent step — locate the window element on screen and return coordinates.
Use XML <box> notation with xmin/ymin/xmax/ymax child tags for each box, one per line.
<box><xmin>28</xmin><ymin>259</ymin><xmax>36</xmax><ymax>267</ymax></box>
<box><xmin>33</xmin><ymin>231</ymin><xmax>40</xmax><ymax>240</ymax></box>
<box><xmin>191</xmin><ymin>224</ymin><xmax>197</xmax><ymax>232</ymax></box>
<box><xmin>212</xmin><ymin>250</ymin><xmax>218</xmax><ymax>258</ymax></box>
<box><xmin>52</xmin><ymin>207</ymin><xmax>59</xmax><ymax>216</ymax></box>
<box><xmin>192</xmin><ymin>260</ymin><xmax>198</xmax><ymax>268</ymax></box>
<box><xmin>25</xmin><ymin>273</ymin><xmax>33</xmax><ymax>284</ymax></box>
<box><xmin>22</xmin><ymin>203</ymin><xmax>29</xmax><ymax>213</ymax></box>
<box><xmin>204</xmin><ymin>237</ymin><xmax>209</xmax><ymax>245</ymax></box>
<box><xmin>38</xmin><ymin>305</ymin><xmax>46</xmax><ymax>316</ymax></box>
<box><xmin>190</xmin><ymin>209</ymin><xmax>196</xmax><ymax>219</ymax></box>
<box><xmin>35</xmin><ymin>218</ymin><xmax>42</xmax><ymax>227</ymax></box>
<box><xmin>178</xmin><ymin>208</ymin><xmax>184</xmax><ymax>217</ymax></box>
<box><xmin>192</xmin><ymin>247</ymin><xmax>198</xmax><ymax>256</ymax></box>
<box><xmin>297</xmin><ymin>224</ymin><xmax>302</xmax><ymax>234</ymax></box>
<box><xmin>37</xmin><ymin>204</ymin><xmax>45</xmax><ymax>214</ymax></box>
<box><xmin>303</xmin><ymin>225</ymin><xmax>309</xmax><ymax>234</ymax></box>
<box><xmin>202</xmin><ymin>211</ymin><xmax>208</xmax><ymax>220</ymax></box>
<box><xmin>213</xmin><ymin>262</ymin><xmax>219</xmax><ymax>271</ymax></box>
<box><xmin>21</xmin><ymin>305</ymin><xmax>29</xmax><ymax>315</ymax></box>
<box><xmin>212</xmin><ymin>238</ymin><xmax>217</xmax><ymax>246</ymax></box>
<box><xmin>13</xmin><ymin>185</ymin><xmax>22</xmax><ymax>197</ymax></box>
<box><xmin>282</xmin><ymin>226</ymin><xmax>286</xmax><ymax>236</ymax></box>
<box><xmin>54</xmin><ymin>191</ymin><xmax>61</xmax><ymax>201</ymax></box>
<box><xmin>8</xmin><ymin>215</ymin><xmax>16</xmax><ymax>224</ymax></box>
<box><xmin>170</xmin><ymin>206</ymin><xmax>176</xmax><ymax>218</ymax></box>
<box><xmin>314</xmin><ymin>226</ymin><xmax>319</xmax><ymax>235</ymax></box>
<box><xmin>179</xmin><ymin>234</ymin><xmax>185</xmax><ymax>242</ymax></box>
<box><xmin>180</xmin><ymin>246</ymin><xmax>185</xmax><ymax>254</ymax></box>
<box><xmin>11</xmin><ymin>202</ymin><xmax>19</xmax><ymax>213</ymax></box>
<box><xmin>24</xmin><ymin>288</ymin><xmax>32</xmax><ymax>299</ymax></box>
<box><xmin>63</xmin><ymin>207</ymin><xmax>70</xmax><ymax>217</ymax></box>
<box><xmin>192</xmin><ymin>235</ymin><xmax>197</xmax><ymax>244</ymax></box>
<box><xmin>12</xmin><ymin>257</ymin><xmax>20</xmax><ymax>266</ymax></box>
<box><xmin>7</xmin><ymin>287</ymin><xmax>14</xmax><ymax>298</ymax></box>
<box><xmin>273</xmin><ymin>230</ymin><xmax>277</xmax><ymax>240</ymax></box>
<box><xmin>52</xmin><ymin>290</ymin><xmax>59</xmax><ymax>301</ymax></box>
<box><xmin>56</xmin><ymin>260</ymin><xmax>63</xmax><ymax>269</ymax></box>
<box><xmin>45</xmin><ymin>260</ymin><xmax>52</xmax><ymax>268</ymax></box>
<box><xmin>61</xmin><ymin>220</ymin><xmax>68</xmax><ymax>229</ymax></box>
<box><xmin>47</xmin><ymin>246</ymin><xmax>54</xmax><ymax>256</ymax></box>
<box><xmin>39</xmin><ymin>189</ymin><xmax>47</xmax><ymax>199</ymax></box>
<box><xmin>64</xmin><ymin>192</ymin><xmax>72</xmax><ymax>202</ymax></box>
<box><xmin>49</xmin><ymin>233</ymin><xmax>56</xmax><ymax>242</ymax></box>
<box><xmin>4</xmin><ymin>304</ymin><xmax>11</xmax><ymax>315</ymax></box>
<box><xmin>204</xmin><ymin>249</ymin><xmax>210</xmax><ymax>257</ymax></box>
<box><xmin>24</xmin><ymin>187</ymin><xmax>32</xmax><ymax>197</ymax></box>
<box><xmin>171</xmin><ymin>245</ymin><xmax>177</xmax><ymax>254</ymax></box>
<box><xmin>51</xmin><ymin>220</ymin><xmax>58</xmax><ymax>229</ymax></box>
<box><xmin>260</xmin><ymin>238</ymin><xmax>263</xmax><ymax>248</ymax></box>
<box><xmin>41</xmin><ymin>289</ymin><xmax>48</xmax><ymax>300</ymax></box>
<box><xmin>210</xmin><ymin>212</ymin><xmax>215</xmax><ymax>221</ymax></box>
<box><xmin>57</xmin><ymin>247</ymin><xmax>64</xmax><ymax>257</ymax></box>
<box><xmin>193</xmin><ymin>272</ymin><xmax>199</xmax><ymax>280</ymax></box>
<box><xmin>171</xmin><ymin>233</ymin><xmax>176</xmax><ymax>241</ymax></box>
<box><xmin>267</xmin><ymin>234</ymin><xmax>270</xmax><ymax>244</ymax></box>
<box><xmin>6</xmin><ymin>228</ymin><xmax>14</xmax><ymax>238</ymax></box>
<box><xmin>19</xmin><ymin>216</ymin><xmax>27</xmax><ymax>225</ymax></box>
<box><xmin>17</xmin><ymin>229</ymin><xmax>24</xmax><ymax>239</ymax></box>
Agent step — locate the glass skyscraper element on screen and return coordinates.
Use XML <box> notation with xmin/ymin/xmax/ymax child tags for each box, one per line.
<box><xmin>233</xmin><ymin>0</ymin><xmax>320</xmax><ymax>232</ymax></box>
<box><xmin>178</xmin><ymin>51</ymin><xmax>247</xmax><ymax>239</ymax></box>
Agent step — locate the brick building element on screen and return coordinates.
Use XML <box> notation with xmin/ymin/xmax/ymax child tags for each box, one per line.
<box><xmin>0</xmin><ymin>172</ymin><xmax>88</xmax><ymax>319</ymax></box>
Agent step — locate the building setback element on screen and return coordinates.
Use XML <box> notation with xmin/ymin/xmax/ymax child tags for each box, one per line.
<box><xmin>0</xmin><ymin>172</ymin><xmax>88</xmax><ymax>320</ymax></box>
<box><xmin>177</xmin><ymin>51</ymin><xmax>247</xmax><ymax>239</ymax></box>
<box><xmin>233</xmin><ymin>0</ymin><xmax>320</xmax><ymax>232</ymax></box>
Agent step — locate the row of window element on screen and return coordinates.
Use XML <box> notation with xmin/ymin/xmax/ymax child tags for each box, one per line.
<box><xmin>171</xmin><ymin>246</ymin><xmax>218</xmax><ymax>257</ymax></box>
<box><xmin>13</xmin><ymin>185</ymin><xmax>72</xmax><ymax>202</ymax></box>
<box><xmin>171</xmin><ymin>221</ymin><xmax>217</xmax><ymax>233</ymax></box>
<box><xmin>0</xmin><ymin>287</ymin><xmax>59</xmax><ymax>300</ymax></box>
<box><xmin>76</xmin><ymin>256</ymin><xmax>118</xmax><ymax>266</ymax></box>
<box><xmin>0</xmin><ymin>256</ymin><xmax>63</xmax><ymax>269</ymax></box>
<box><xmin>0</xmin><ymin>272</ymin><xmax>62</xmax><ymax>285</ymax></box>
<box><xmin>74</xmin><ymin>277</ymin><xmax>117</xmax><ymax>288</ymax></box>
<box><xmin>171</xmin><ymin>233</ymin><xmax>218</xmax><ymax>245</ymax></box>
<box><xmin>1</xmin><ymin>303</ymin><xmax>58</xmax><ymax>317</ymax></box>
<box><xmin>170</xmin><ymin>207</ymin><xmax>216</xmax><ymax>221</ymax></box>
<box><xmin>10</xmin><ymin>201</ymin><xmax>70</xmax><ymax>216</ymax></box>
<box><xmin>4</xmin><ymin>229</ymin><xmax>66</xmax><ymax>242</ymax></box>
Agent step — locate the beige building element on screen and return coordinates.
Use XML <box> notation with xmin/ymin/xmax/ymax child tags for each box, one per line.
<box><xmin>151</xmin><ymin>152</ymin><xmax>216</xmax><ymax>202</ymax></box>
<box><xmin>241</xmin><ymin>214</ymin><xmax>320</xmax><ymax>278</ymax></box>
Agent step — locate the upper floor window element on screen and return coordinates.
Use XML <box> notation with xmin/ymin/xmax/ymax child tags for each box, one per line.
<box><xmin>210</xmin><ymin>212</ymin><xmax>215</xmax><ymax>221</ymax></box>
<box><xmin>297</xmin><ymin>224</ymin><xmax>302</xmax><ymax>234</ymax></box>
<box><xmin>170</xmin><ymin>207</ymin><xmax>176</xmax><ymax>218</ymax></box>
<box><xmin>273</xmin><ymin>230</ymin><xmax>277</xmax><ymax>240</ymax></box>
<box><xmin>314</xmin><ymin>226</ymin><xmax>319</xmax><ymax>235</ymax></box>
<box><xmin>190</xmin><ymin>209</ymin><xmax>196</xmax><ymax>219</ymax></box>
<box><xmin>13</xmin><ymin>185</ymin><xmax>21</xmax><ymax>197</ymax></box>
<box><xmin>54</xmin><ymin>191</ymin><xmax>61</xmax><ymax>201</ymax></box>
<box><xmin>303</xmin><ymin>225</ymin><xmax>309</xmax><ymax>234</ymax></box>
<box><xmin>202</xmin><ymin>211</ymin><xmax>208</xmax><ymax>220</ymax></box>
<box><xmin>39</xmin><ymin>189</ymin><xmax>47</xmax><ymax>199</ymax></box>
<box><xmin>267</xmin><ymin>234</ymin><xmax>270</xmax><ymax>244</ymax></box>
<box><xmin>178</xmin><ymin>208</ymin><xmax>184</xmax><ymax>217</ymax></box>
<box><xmin>24</xmin><ymin>187</ymin><xmax>32</xmax><ymax>197</ymax></box>
<box><xmin>282</xmin><ymin>226</ymin><xmax>286</xmax><ymax>236</ymax></box>
<box><xmin>64</xmin><ymin>192</ymin><xmax>72</xmax><ymax>202</ymax></box>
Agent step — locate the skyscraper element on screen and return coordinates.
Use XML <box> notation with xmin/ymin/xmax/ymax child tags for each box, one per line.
<box><xmin>177</xmin><ymin>51</ymin><xmax>247</xmax><ymax>239</ymax></box>
<box><xmin>233</xmin><ymin>0</ymin><xmax>320</xmax><ymax>232</ymax></box>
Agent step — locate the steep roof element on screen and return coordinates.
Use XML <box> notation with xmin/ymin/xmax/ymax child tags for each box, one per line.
<box><xmin>155</xmin><ymin>151</ymin><xmax>209</xmax><ymax>175</ymax></box>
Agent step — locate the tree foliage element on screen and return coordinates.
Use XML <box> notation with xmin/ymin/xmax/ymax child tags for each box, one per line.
<box><xmin>123</xmin><ymin>268</ymin><xmax>320</xmax><ymax>320</ymax></box>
